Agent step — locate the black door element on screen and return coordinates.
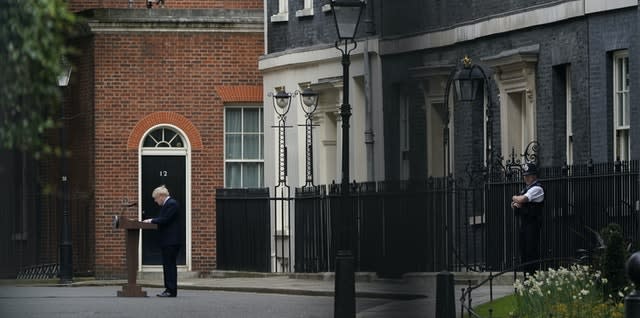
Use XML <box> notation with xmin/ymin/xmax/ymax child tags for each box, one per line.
<box><xmin>142</xmin><ymin>155</ymin><xmax>187</xmax><ymax>265</ymax></box>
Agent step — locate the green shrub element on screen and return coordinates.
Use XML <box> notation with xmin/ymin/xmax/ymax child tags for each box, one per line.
<box><xmin>598</xmin><ymin>223</ymin><xmax>628</xmax><ymax>298</ymax></box>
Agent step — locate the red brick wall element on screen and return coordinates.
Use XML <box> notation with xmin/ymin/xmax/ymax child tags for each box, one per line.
<box><xmin>92</xmin><ymin>31</ymin><xmax>263</xmax><ymax>277</ymax></box>
<box><xmin>68</xmin><ymin>0</ymin><xmax>262</xmax><ymax>12</ymax></box>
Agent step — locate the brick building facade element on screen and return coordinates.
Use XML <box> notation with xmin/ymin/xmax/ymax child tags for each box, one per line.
<box><xmin>0</xmin><ymin>1</ymin><xmax>264</xmax><ymax>278</ymax></box>
<box><xmin>3</xmin><ymin>0</ymin><xmax>639</xmax><ymax>279</ymax></box>
<box><xmin>380</xmin><ymin>0</ymin><xmax>639</xmax><ymax>178</ymax></box>
<box><xmin>263</xmin><ymin>0</ymin><xmax>639</xmax><ymax>183</ymax></box>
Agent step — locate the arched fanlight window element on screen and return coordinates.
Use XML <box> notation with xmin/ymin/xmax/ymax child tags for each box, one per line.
<box><xmin>143</xmin><ymin>127</ymin><xmax>185</xmax><ymax>148</ymax></box>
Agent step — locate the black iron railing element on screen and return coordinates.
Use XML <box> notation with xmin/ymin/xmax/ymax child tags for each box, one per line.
<box><xmin>485</xmin><ymin>160</ymin><xmax>640</xmax><ymax>271</ymax></box>
<box><xmin>215</xmin><ymin>160</ymin><xmax>640</xmax><ymax>276</ymax></box>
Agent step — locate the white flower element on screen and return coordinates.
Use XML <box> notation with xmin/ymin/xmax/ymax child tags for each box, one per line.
<box><xmin>619</xmin><ymin>291</ymin><xmax>625</xmax><ymax>298</ymax></box>
<box><xmin>580</xmin><ymin>289</ymin><xmax>589</xmax><ymax>296</ymax></box>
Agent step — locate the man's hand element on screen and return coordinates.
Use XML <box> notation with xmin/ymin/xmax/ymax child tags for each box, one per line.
<box><xmin>511</xmin><ymin>201</ymin><xmax>521</xmax><ymax>209</ymax></box>
<box><xmin>512</xmin><ymin>194</ymin><xmax>529</xmax><ymax>204</ymax></box>
<box><xmin>142</xmin><ymin>219</ymin><xmax>153</xmax><ymax>223</ymax></box>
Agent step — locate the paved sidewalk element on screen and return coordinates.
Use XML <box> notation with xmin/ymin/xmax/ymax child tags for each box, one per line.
<box><xmin>3</xmin><ymin>272</ymin><xmax>514</xmax><ymax>317</ymax></box>
<box><xmin>67</xmin><ymin>272</ymin><xmax>514</xmax><ymax>317</ymax></box>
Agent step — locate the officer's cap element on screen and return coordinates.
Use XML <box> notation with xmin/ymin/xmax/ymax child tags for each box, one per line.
<box><xmin>522</xmin><ymin>162</ymin><xmax>537</xmax><ymax>176</ymax></box>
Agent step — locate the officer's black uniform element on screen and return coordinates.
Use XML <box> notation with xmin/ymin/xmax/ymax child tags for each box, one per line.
<box><xmin>515</xmin><ymin>177</ymin><xmax>544</xmax><ymax>275</ymax></box>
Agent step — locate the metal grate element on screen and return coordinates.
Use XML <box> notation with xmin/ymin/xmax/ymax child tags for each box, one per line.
<box><xmin>17</xmin><ymin>263</ymin><xmax>59</xmax><ymax>280</ymax></box>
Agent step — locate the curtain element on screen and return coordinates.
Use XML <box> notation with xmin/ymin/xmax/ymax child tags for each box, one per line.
<box><xmin>243</xmin><ymin>108</ymin><xmax>261</xmax><ymax>159</ymax></box>
<box><xmin>243</xmin><ymin>162</ymin><xmax>262</xmax><ymax>188</ymax></box>
<box><xmin>225</xmin><ymin>162</ymin><xmax>241</xmax><ymax>188</ymax></box>
<box><xmin>225</xmin><ymin>109</ymin><xmax>242</xmax><ymax>159</ymax></box>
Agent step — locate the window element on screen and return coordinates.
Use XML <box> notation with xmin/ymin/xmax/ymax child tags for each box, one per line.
<box><xmin>143</xmin><ymin>127</ymin><xmax>185</xmax><ymax>148</ymax></box>
<box><xmin>271</xmin><ymin>0</ymin><xmax>289</xmax><ymax>22</ymax></box>
<box><xmin>427</xmin><ymin>100</ymin><xmax>450</xmax><ymax>177</ymax></box>
<box><xmin>503</xmin><ymin>91</ymin><xmax>535</xmax><ymax>158</ymax></box>
<box><xmin>484</xmin><ymin>47</ymin><xmax>538</xmax><ymax>164</ymax></box>
<box><xmin>296</xmin><ymin>0</ymin><xmax>314</xmax><ymax>17</ymax></box>
<box><xmin>279</xmin><ymin>0</ymin><xmax>289</xmax><ymax>13</ymax></box>
<box><xmin>566</xmin><ymin>65</ymin><xmax>573</xmax><ymax>165</ymax></box>
<box><xmin>613</xmin><ymin>50</ymin><xmax>630</xmax><ymax>161</ymax></box>
<box><xmin>225</xmin><ymin>107</ymin><xmax>264</xmax><ymax>188</ymax></box>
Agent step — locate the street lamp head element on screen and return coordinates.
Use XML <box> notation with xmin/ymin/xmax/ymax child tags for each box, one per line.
<box><xmin>270</xmin><ymin>89</ymin><xmax>292</xmax><ymax>116</ymax></box>
<box><xmin>330</xmin><ymin>0</ymin><xmax>366</xmax><ymax>40</ymax></box>
<box><xmin>58</xmin><ymin>57</ymin><xmax>72</xmax><ymax>87</ymax></box>
<box><xmin>453</xmin><ymin>63</ymin><xmax>484</xmax><ymax>102</ymax></box>
<box><xmin>299</xmin><ymin>86</ymin><xmax>319</xmax><ymax>114</ymax></box>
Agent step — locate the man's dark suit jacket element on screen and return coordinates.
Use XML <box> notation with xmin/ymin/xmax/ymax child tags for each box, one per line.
<box><xmin>151</xmin><ymin>197</ymin><xmax>183</xmax><ymax>247</ymax></box>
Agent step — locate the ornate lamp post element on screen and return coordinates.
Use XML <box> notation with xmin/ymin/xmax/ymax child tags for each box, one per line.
<box><xmin>270</xmin><ymin>89</ymin><xmax>292</xmax><ymax>188</ymax></box>
<box><xmin>435</xmin><ymin>56</ymin><xmax>496</xmax><ymax>317</ymax></box>
<box><xmin>298</xmin><ymin>87</ymin><xmax>319</xmax><ymax>188</ymax></box>
<box><xmin>268</xmin><ymin>88</ymin><xmax>293</xmax><ymax>272</ymax></box>
<box><xmin>57</xmin><ymin>60</ymin><xmax>73</xmax><ymax>284</ymax></box>
<box><xmin>440</xmin><ymin>56</ymin><xmax>496</xmax><ymax>271</ymax></box>
<box><xmin>330</xmin><ymin>1</ymin><xmax>365</xmax><ymax>317</ymax></box>
<box><xmin>443</xmin><ymin>56</ymin><xmax>495</xmax><ymax>178</ymax></box>
<box><xmin>268</xmin><ymin>87</ymin><xmax>318</xmax><ymax>272</ymax></box>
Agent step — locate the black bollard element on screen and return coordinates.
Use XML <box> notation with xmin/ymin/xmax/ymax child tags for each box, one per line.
<box><xmin>334</xmin><ymin>250</ymin><xmax>355</xmax><ymax>318</ymax></box>
<box><xmin>436</xmin><ymin>271</ymin><xmax>456</xmax><ymax>318</ymax></box>
<box><xmin>625</xmin><ymin>251</ymin><xmax>640</xmax><ymax>318</ymax></box>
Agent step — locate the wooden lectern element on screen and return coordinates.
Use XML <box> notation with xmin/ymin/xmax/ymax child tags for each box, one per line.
<box><xmin>113</xmin><ymin>215</ymin><xmax>157</xmax><ymax>297</ymax></box>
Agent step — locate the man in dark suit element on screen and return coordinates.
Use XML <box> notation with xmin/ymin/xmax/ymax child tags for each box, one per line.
<box><xmin>143</xmin><ymin>185</ymin><xmax>182</xmax><ymax>297</ymax></box>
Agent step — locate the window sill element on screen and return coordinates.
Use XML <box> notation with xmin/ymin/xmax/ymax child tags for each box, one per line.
<box><xmin>296</xmin><ymin>8</ymin><xmax>314</xmax><ymax>18</ymax></box>
<box><xmin>270</xmin><ymin>12</ymin><xmax>289</xmax><ymax>23</ymax></box>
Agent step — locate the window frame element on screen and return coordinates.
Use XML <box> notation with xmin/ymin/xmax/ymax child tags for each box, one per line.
<box><xmin>566</xmin><ymin>65</ymin><xmax>573</xmax><ymax>165</ymax></box>
<box><xmin>224</xmin><ymin>105</ymin><xmax>265</xmax><ymax>188</ymax></box>
<box><xmin>426</xmin><ymin>98</ymin><xmax>451</xmax><ymax>177</ymax></box>
<box><xmin>501</xmin><ymin>90</ymin><xmax>535</xmax><ymax>162</ymax></box>
<box><xmin>271</xmin><ymin>0</ymin><xmax>289</xmax><ymax>22</ymax></box>
<box><xmin>296</xmin><ymin>0</ymin><xmax>314</xmax><ymax>17</ymax></box>
<box><xmin>613</xmin><ymin>50</ymin><xmax>630</xmax><ymax>161</ymax></box>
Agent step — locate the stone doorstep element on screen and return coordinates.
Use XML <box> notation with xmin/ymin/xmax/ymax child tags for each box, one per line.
<box><xmin>137</xmin><ymin>270</ymin><xmax>288</xmax><ymax>280</ymax></box>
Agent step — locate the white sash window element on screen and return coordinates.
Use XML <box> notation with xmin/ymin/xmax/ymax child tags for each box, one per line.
<box><xmin>225</xmin><ymin>107</ymin><xmax>264</xmax><ymax>188</ymax></box>
<box><xmin>613</xmin><ymin>50</ymin><xmax>630</xmax><ymax>161</ymax></box>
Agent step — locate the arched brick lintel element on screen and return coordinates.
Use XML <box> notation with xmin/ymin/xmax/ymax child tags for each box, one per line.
<box><xmin>127</xmin><ymin>111</ymin><xmax>203</xmax><ymax>150</ymax></box>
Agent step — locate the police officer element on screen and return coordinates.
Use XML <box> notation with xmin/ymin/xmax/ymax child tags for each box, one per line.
<box><xmin>511</xmin><ymin>162</ymin><xmax>544</xmax><ymax>276</ymax></box>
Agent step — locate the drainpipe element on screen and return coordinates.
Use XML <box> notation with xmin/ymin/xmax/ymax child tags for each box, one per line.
<box><xmin>363</xmin><ymin>0</ymin><xmax>376</xmax><ymax>182</ymax></box>
<box><xmin>263</xmin><ymin>0</ymin><xmax>268</xmax><ymax>54</ymax></box>
<box><xmin>363</xmin><ymin>40</ymin><xmax>375</xmax><ymax>182</ymax></box>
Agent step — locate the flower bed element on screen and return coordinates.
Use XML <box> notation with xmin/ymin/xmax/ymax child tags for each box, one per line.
<box><xmin>512</xmin><ymin>265</ymin><xmax>626</xmax><ymax>318</ymax></box>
